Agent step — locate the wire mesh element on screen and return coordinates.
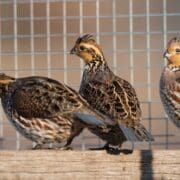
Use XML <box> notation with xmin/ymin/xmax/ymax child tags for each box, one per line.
<box><xmin>0</xmin><ymin>0</ymin><xmax>179</xmax><ymax>150</ymax></box>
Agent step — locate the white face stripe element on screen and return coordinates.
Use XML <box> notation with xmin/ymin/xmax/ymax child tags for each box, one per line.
<box><xmin>80</xmin><ymin>43</ymin><xmax>102</xmax><ymax>56</ymax></box>
<box><xmin>165</xmin><ymin>52</ymin><xmax>172</xmax><ymax>58</ymax></box>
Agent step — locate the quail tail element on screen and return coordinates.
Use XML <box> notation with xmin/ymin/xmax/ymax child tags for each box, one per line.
<box><xmin>120</xmin><ymin>123</ymin><xmax>154</xmax><ymax>142</ymax></box>
<box><xmin>74</xmin><ymin>112</ymin><xmax>106</xmax><ymax>126</ymax></box>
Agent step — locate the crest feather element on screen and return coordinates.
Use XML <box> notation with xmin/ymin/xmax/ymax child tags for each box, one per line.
<box><xmin>76</xmin><ymin>34</ymin><xmax>95</xmax><ymax>44</ymax></box>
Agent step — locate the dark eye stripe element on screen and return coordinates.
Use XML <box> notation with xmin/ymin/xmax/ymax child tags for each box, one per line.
<box><xmin>176</xmin><ymin>49</ymin><xmax>180</xmax><ymax>53</ymax></box>
<box><xmin>79</xmin><ymin>46</ymin><xmax>85</xmax><ymax>51</ymax></box>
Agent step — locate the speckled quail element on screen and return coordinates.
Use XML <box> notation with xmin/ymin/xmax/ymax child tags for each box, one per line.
<box><xmin>70</xmin><ymin>34</ymin><xmax>154</xmax><ymax>151</ymax></box>
<box><xmin>160</xmin><ymin>37</ymin><xmax>180</xmax><ymax>128</ymax></box>
<box><xmin>0</xmin><ymin>73</ymin><xmax>113</xmax><ymax>149</ymax></box>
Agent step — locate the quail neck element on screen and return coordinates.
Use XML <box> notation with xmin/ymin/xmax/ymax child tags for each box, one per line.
<box><xmin>83</xmin><ymin>52</ymin><xmax>114</xmax><ymax>84</ymax></box>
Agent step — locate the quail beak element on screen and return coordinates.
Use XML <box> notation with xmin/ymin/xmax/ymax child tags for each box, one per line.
<box><xmin>70</xmin><ymin>47</ymin><xmax>76</xmax><ymax>54</ymax></box>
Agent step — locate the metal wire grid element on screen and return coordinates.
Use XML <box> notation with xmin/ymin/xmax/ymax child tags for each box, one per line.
<box><xmin>0</xmin><ymin>0</ymin><xmax>179</xmax><ymax>150</ymax></box>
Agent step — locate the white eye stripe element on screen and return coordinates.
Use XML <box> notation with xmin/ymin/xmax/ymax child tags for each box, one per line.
<box><xmin>80</xmin><ymin>43</ymin><xmax>101</xmax><ymax>55</ymax></box>
<box><xmin>166</xmin><ymin>52</ymin><xmax>172</xmax><ymax>58</ymax></box>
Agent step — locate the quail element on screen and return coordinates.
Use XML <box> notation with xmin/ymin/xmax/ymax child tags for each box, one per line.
<box><xmin>70</xmin><ymin>34</ymin><xmax>154</xmax><ymax>151</ymax></box>
<box><xmin>160</xmin><ymin>37</ymin><xmax>180</xmax><ymax>128</ymax></box>
<box><xmin>0</xmin><ymin>73</ymin><xmax>113</xmax><ymax>149</ymax></box>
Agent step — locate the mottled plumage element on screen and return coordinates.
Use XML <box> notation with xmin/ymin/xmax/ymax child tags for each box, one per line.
<box><xmin>160</xmin><ymin>37</ymin><xmax>180</xmax><ymax>128</ymax></box>
<box><xmin>70</xmin><ymin>34</ymin><xmax>154</xmax><ymax>150</ymax></box>
<box><xmin>0</xmin><ymin>73</ymin><xmax>112</xmax><ymax>149</ymax></box>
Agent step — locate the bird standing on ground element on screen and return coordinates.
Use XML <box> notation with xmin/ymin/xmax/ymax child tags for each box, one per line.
<box><xmin>0</xmin><ymin>73</ymin><xmax>112</xmax><ymax>149</ymax></box>
<box><xmin>160</xmin><ymin>37</ymin><xmax>180</xmax><ymax>128</ymax></box>
<box><xmin>70</xmin><ymin>34</ymin><xmax>154</xmax><ymax>151</ymax></box>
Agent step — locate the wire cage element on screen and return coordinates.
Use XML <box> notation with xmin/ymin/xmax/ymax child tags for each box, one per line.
<box><xmin>0</xmin><ymin>0</ymin><xmax>179</xmax><ymax>150</ymax></box>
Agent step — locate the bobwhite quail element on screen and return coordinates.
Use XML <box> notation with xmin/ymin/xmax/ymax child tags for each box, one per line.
<box><xmin>70</xmin><ymin>34</ymin><xmax>154</xmax><ymax>151</ymax></box>
<box><xmin>0</xmin><ymin>73</ymin><xmax>113</xmax><ymax>149</ymax></box>
<box><xmin>160</xmin><ymin>37</ymin><xmax>180</xmax><ymax>128</ymax></box>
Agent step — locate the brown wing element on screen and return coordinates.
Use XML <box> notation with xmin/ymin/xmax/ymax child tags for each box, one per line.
<box><xmin>79</xmin><ymin>75</ymin><xmax>141</xmax><ymax>126</ymax></box>
<box><xmin>113</xmin><ymin>76</ymin><xmax>142</xmax><ymax>121</ymax></box>
<box><xmin>4</xmin><ymin>76</ymin><xmax>113</xmax><ymax>128</ymax></box>
<box><xmin>8</xmin><ymin>76</ymin><xmax>83</xmax><ymax>119</ymax></box>
<box><xmin>79</xmin><ymin>75</ymin><xmax>155</xmax><ymax>141</ymax></box>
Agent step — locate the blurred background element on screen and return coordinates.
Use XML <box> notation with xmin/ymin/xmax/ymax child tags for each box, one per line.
<box><xmin>0</xmin><ymin>0</ymin><xmax>179</xmax><ymax>150</ymax></box>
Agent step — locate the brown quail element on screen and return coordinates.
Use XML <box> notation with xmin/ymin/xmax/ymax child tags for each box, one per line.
<box><xmin>70</xmin><ymin>34</ymin><xmax>154</xmax><ymax>151</ymax></box>
<box><xmin>0</xmin><ymin>73</ymin><xmax>113</xmax><ymax>149</ymax></box>
<box><xmin>160</xmin><ymin>37</ymin><xmax>180</xmax><ymax>128</ymax></box>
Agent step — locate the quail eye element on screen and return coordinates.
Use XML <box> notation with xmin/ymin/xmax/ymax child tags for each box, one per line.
<box><xmin>175</xmin><ymin>48</ymin><xmax>180</xmax><ymax>53</ymax></box>
<box><xmin>79</xmin><ymin>46</ymin><xmax>85</xmax><ymax>51</ymax></box>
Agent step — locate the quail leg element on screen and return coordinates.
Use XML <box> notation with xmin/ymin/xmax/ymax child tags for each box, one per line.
<box><xmin>32</xmin><ymin>143</ymin><xmax>43</xmax><ymax>150</ymax></box>
<box><xmin>89</xmin><ymin>142</ymin><xmax>110</xmax><ymax>151</ymax></box>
